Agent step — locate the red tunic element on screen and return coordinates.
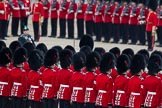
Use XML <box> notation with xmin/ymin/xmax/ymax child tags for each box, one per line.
<box><xmin>67</xmin><ymin>2</ymin><xmax>77</xmax><ymax>19</ymax></box>
<box><xmin>142</xmin><ymin>75</ymin><xmax>162</xmax><ymax>107</ymax></box>
<box><xmin>50</xmin><ymin>1</ymin><xmax>59</xmax><ymax>19</ymax></box>
<box><xmin>10</xmin><ymin>67</ymin><xmax>27</xmax><ymax>98</ymax></box>
<box><xmin>31</xmin><ymin>2</ymin><xmax>44</xmax><ymax>22</ymax></box>
<box><xmin>11</xmin><ymin>0</ymin><xmax>20</xmax><ymax>18</ymax></box>
<box><xmin>95</xmin><ymin>73</ymin><xmax>113</xmax><ymax>107</ymax></box>
<box><xmin>146</xmin><ymin>12</ymin><xmax>158</xmax><ymax>32</ymax></box>
<box><xmin>42</xmin><ymin>1</ymin><xmax>50</xmax><ymax>19</ymax></box>
<box><xmin>94</xmin><ymin>4</ymin><xmax>104</xmax><ymax>23</ymax></box>
<box><xmin>158</xmin><ymin>72</ymin><xmax>162</xmax><ymax>106</ymax></box>
<box><xmin>114</xmin><ymin>74</ymin><xmax>129</xmax><ymax>107</ymax></box>
<box><xmin>110</xmin><ymin>68</ymin><xmax>118</xmax><ymax>81</ymax></box>
<box><xmin>59</xmin><ymin>1</ymin><xmax>69</xmax><ymax>19</ymax></box>
<box><xmin>70</xmin><ymin>72</ymin><xmax>85</xmax><ymax>103</ymax></box>
<box><xmin>0</xmin><ymin>67</ymin><xmax>11</xmax><ymax>97</ymax></box>
<box><xmin>20</xmin><ymin>0</ymin><xmax>30</xmax><ymax>17</ymax></box>
<box><xmin>103</xmin><ymin>4</ymin><xmax>114</xmax><ymax>23</ymax></box>
<box><xmin>84</xmin><ymin>72</ymin><xmax>97</xmax><ymax>103</ymax></box>
<box><xmin>0</xmin><ymin>1</ymin><xmax>10</xmax><ymax>20</ymax></box>
<box><xmin>112</xmin><ymin>4</ymin><xmax>122</xmax><ymax>24</ymax></box>
<box><xmin>41</xmin><ymin>68</ymin><xmax>59</xmax><ymax>99</ymax></box>
<box><xmin>84</xmin><ymin>4</ymin><xmax>95</xmax><ymax>21</ymax></box>
<box><xmin>76</xmin><ymin>3</ymin><xmax>86</xmax><ymax>19</ymax></box>
<box><xmin>127</xmin><ymin>75</ymin><xmax>144</xmax><ymax>108</ymax></box>
<box><xmin>137</xmin><ymin>7</ymin><xmax>149</xmax><ymax>25</ymax></box>
<box><xmin>57</xmin><ymin>68</ymin><xmax>72</xmax><ymax>100</ymax></box>
<box><xmin>120</xmin><ymin>5</ymin><xmax>130</xmax><ymax>24</ymax></box>
<box><xmin>129</xmin><ymin>6</ymin><xmax>140</xmax><ymax>25</ymax></box>
<box><xmin>28</xmin><ymin>70</ymin><xmax>43</xmax><ymax>102</ymax></box>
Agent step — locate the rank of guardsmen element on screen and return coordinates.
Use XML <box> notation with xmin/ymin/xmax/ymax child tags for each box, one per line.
<box><xmin>0</xmin><ymin>33</ymin><xmax>162</xmax><ymax>108</ymax></box>
<box><xmin>0</xmin><ymin>0</ymin><xmax>162</xmax><ymax>49</ymax></box>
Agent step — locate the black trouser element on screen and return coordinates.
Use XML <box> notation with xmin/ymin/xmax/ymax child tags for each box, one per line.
<box><xmin>95</xmin><ymin>22</ymin><xmax>102</xmax><ymax>41</ymax></box>
<box><xmin>138</xmin><ymin>25</ymin><xmax>146</xmax><ymax>45</ymax></box>
<box><xmin>59</xmin><ymin>18</ymin><xmax>66</xmax><ymax>38</ymax></box>
<box><xmin>113</xmin><ymin>23</ymin><xmax>120</xmax><ymax>42</ymax></box>
<box><xmin>85</xmin><ymin>20</ymin><xmax>93</xmax><ymax>36</ymax></box>
<box><xmin>0</xmin><ymin>96</ymin><xmax>9</xmax><ymax>108</ymax></box>
<box><xmin>41</xmin><ymin>18</ymin><xmax>48</xmax><ymax>36</ymax></box>
<box><xmin>33</xmin><ymin>21</ymin><xmax>40</xmax><ymax>41</ymax></box>
<box><xmin>85</xmin><ymin>103</ymin><xmax>95</xmax><ymax>108</ymax></box>
<box><xmin>10</xmin><ymin>97</ymin><xmax>23</xmax><ymax>108</ymax></box>
<box><xmin>0</xmin><ymin>20</ymin><xmax>7</xmax><ymax>39</ymax></box>
<box><xmin>20</xmin><ymin>17</ymin><xmax>28</xmax><ymax>34</ymax></box>
<box><xmin>51</xmin><ymin>18</ymin><xmax>57</xmax><ymax>37</ymax></box>
<box><xmin>11</xmin><ymin>17</ymin><xmax>20</xmax><ymax>36</ymax></box>
<box><xmin>114</xmin><ymin>106</ymin><xmax>126</xmax><ymax>108</ymax></box>
<box><xmin>67</xmin><ymin>19</ymin><xmax>74</xmax><ymax>38</ymax></box>
<box><xmin>147</xmin><ymin>31</ymin><xmax>154</xmax><ymax>50</ymax></box>
<box><xmin>29</xmin><ymin>100</ymin><xmax>41</xmax><ymax>108</ymax></box>
<box><xmin>103</xmin><ymin>22</ymin><xmax>112</xmax><ymax>42</ymax></box>
<box><xmin>157</xmin><ymin>26</ymin><xmax>162</xmax><ymax>45</ymax></box>
<box><xmin>59</xmin><ymin>100</ymin><xmax>71</xmax><ymax>108</ymax></box>
<box><xmin>120</xmin><ymin>24</ymin><xmax>129</xmax><ymax>43</ymax></box>
<box><xmin>72</xmin><ymin>102</ymin><xmax>84</xmax><ymax>108</ymax></box>
<box><xmin>5</xmin><ymin>20</ymin><xmax>9</xmax><ymax>37</ymax></box>
<box><xmin>129</xmin><ymin>24</ymin><xmax>138</xmax><ymax>44</ymax></box>
<box><xmin>42</xmin><ymin>98</ymin><xmax>54</xmax><ymax>108</ymax></box>
<box><xmin>77</xmin><ymin>19</ymin><xmax>84</xmax><ymax>38</ymax></box>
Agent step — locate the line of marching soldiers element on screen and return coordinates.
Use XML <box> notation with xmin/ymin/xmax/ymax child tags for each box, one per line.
<box><xmin>0</xmin><ymin>35</ymin><xmax>162</xmax><ymax>108</ymax></box>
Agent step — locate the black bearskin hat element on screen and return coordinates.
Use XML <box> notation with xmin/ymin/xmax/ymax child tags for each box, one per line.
<box><xmin>147</xmin><ymin>62</ymin><xmax>162</xmax><ymax>75</ymax></box>
<box><xmin>100</xmin><ymin>52</ymin><xmax>116</xmax><ymax>74</ymax></box>
<box><xmin>0</xmin><ymin>40</ymin><xmax>6</xmax><ymax>51</ymax></box>
<box><xmin>23</xmin><ymin>42</ymin><xmax>35</xmax><ymax>57</ymax></box>
<box><xmin>94</xmin><ymin>47</ymin><xmax>106</xmax><ymax>58</ymax></box>
<box><xmin>0</xmin><ymin>48</ymin><xmax>12</xmax><ymax>66</ymax></box>
<box><xmin>137</xmin><ymin>49</ymin><xmax>149</xmax><ymax>65</ymax></box>
<box><xmin>64</xmin><ymin>45</ymin><xmax>76</xmax><ymax>55</ymax></box>
<box><xmin>59</xmin><ymin>49</ymin><xmax>73</xmax><ymax>69</ymax></box>
<box><xmin>109</xmin><ymin>47</ymin><xmax>120</xmax><ymax>59</ymax></box>
<box><xmin>72</xmin><ymin>52</ymin><xmax>86</xmax><ymax>71</ymax></box>
<box><xmin>130</xmin><ymin>54</ymin><xmax>145</xmax><ymax>75</ymax></box>
<box><xmin>138</xmin><ymin>0</ymin><xmax>146</xmax><ymax>5</ymax></box>
<box><xmin>44</xmin><ymin>48</ymin><xmax>59</xmax><ymax>67</ymax></box>
<box><xmin>80</xmin><ymin>46</ymin><xmax>92</xmax><ymax>58</ymax></box>
<box><xmin>149</xmin><ymin>54</ymin><xmax>162</xmax><ymax>68</ymax></box>
<box><xmin>36</xmin><ymin>43</ymin><xmax>48</xmax><ymax>57</ymax></box>
<box><xmin>86</xmin><ymin>52</ymin><xmax>99</xmax><ymax>71</ymax></box>
<box><xmin>52</xmin><ymin>45</ymin><xmax>63</xmax><ymax>55</ymax></box>
<box><xmin>148</xmin><ymin>0</ymin><xmax>157</xmax><ymax>11</ymax></box>
<box><xmin>116</xmin><ymin>54</ymin><xmax>130</xmax><ymax>74</ymax></box>
<box><xmin>13</xmin><ymin>47</ymin><xmax>27</xmax><ymax>66</ymax></box>
<box><xmin>9</xmin><ymin>41</ymin><xmax>21</xmax><ymax>55</ymax></box>
<box><xmin>28</xmin><ymin>49</ymin><xmax>43</xmax><ymax>71</ymax></box>
<box><xmin>79</xmin><ymin>34</ymin><xmax>94</xmax><ymax>50</ymax></box>
<box><xmin>122</xmin><ymin>48</ymin><xmax>134</xmax><ymax>61</ymax></box>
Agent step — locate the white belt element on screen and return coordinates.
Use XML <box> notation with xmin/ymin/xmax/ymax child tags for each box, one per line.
<box><xmin>44</xmin><ymin>84</ymin><xmax>52</xmax><ymax>87</ymax></box>
<box><xmin>13</xmin><ymin>82</ymin><xmax>22</xmax><ymax>86</ymax></box>
<box><xmin>86</xmin><ymin>88</ymin><xmax>93</xmax><ymax>91</ymax></box>
<box><xmin>98</xmin><ymin>90</ymin><xmax>106</xmax><ymax>93</ymax></box>
<box><xmin>147</xmin><ymin>91</ymin><xmax>156</xmax><ymax>95</ymax></box>
<box><xmin>30</xmin><ymin>85</ymin><xmax>39</xmax><ymax>89</ymax></box>
<box><xmin>131</xmin><ymin>92</ymin><xmax>140</xmax><ymax>96</ymax></box>
<box><xmin>73</xmin><ymin>87</ymin><xmax>83</xmax><ymax>90</ymax></box>
<box><xmin>117</xmin><ymin>90</ymin><xmax>125</xmax><ymax>94</ymax></box>
<box><xmin>60</xmin><ymin>84</ymin><xmax>69</xmax><ymax>88</ymax></box>
<box><xmin>0</xmin><ymin>81</ymin><xmax>8</xmax><ymax>85</ymax></box>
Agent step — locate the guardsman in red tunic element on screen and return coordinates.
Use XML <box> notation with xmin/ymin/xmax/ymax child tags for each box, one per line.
<box><xmin>41</xmin><ymin>48</ymin><xmax>59</xmax><ymax>108</ymax></box>
<box><xmin>31</xmin><ymin>0</ymin><xmax>44</xmax><ymax>42</ymax></box>
<box><xmin>142</xmin><ymin>62</ymin><xmax>162</xmax><ymax>108</ymax></box>
<box><xmin>57</xmin><ymin>49</ymin><xmax>73</xmax><ymax>108</ymax></box>
<box><xmin>84</xmin><ymin>0</ymin><xmax>95</xmax><ymax>36</ymax></box>
<box><xmin>76</xmin><ymin>0</ymin><xmax>86</xmax><ymax>39</ymax></box>
<box><xmin>28</xmin><ymin>50</ymin><xmax>43</xmax><ymax>108</ymax></box>
<box><xmin>59</xmin><ymin>0</ymin><xmax>69</xmax><ymax>38</ymax></box>
<box><xmin>128</xmin><ymin>54</ymin><xmax>146</xmax><ymax>108</ymax></box>
<box><xmin>41</xmin><ymin>0</ymin><xmax>50</xmax><ymax>37</ymax></box>
<box><xmin>129</xmin><ymin>0</ymin><xmax>139</xmax><ymax>44</ymax></box>
<box><xmin>120</xmin><ymin>0</ymin><xmax>130</xmax><ymax>44</ymax></box>
<box><xmin>49</xmin><ymin>0</ymin><xmax>59</xmax><ymax>37</ymax></box>
<box><xmin>0</xmin><ymin>0</ymin><xmax>10</xmax><ymax>40</ymax></box>
<box><xmin>19</xmin><ymin>0</ymin><xmax>30</xmax><ymax>34</ymax></box>
<box><xmin>114</xmin><ymin>54</ymin><xmax>130</xmax><ymax>107</ymax></box>
<box><xmin>146</xmin><ymin>0</ymin><xmax>158</xmax><ymax>51</ymax></box>
<box><xmin>10</xmin><ymin>48</ymin><xmax>28</xmax><ymax>108</ymax></box>
<box><xmin>112</xmin><ymin>0</ymin><xmax>122</xmax><ymax>43</ymax></box>
<box><xmin>103</xmin><ymin>0</ymin><xmax>114</xmax><ymax>42</ymax></box>
<box><xmin>137</xmin><ymin>0</ymin><xmax>148</xmax><ymax>45</ymax></box>
<box><xmin>94</xmin><ymin>0</ymin><xmax>104</xmax><ymax>41</ymax></box>
<box><xmin>11</xmin><ymin>0</ymin><xmax>20</xmax><ymax>36</ymax></box>
<box><xmin>157</xmin><ymin>1</ymin><xmax>162</xmax><ymax>47</ymax></box>
<box><xmin>95</xmin><ymin>52</ymin><xmax>114</xmax><ymax>108</ymax></box>
<box><xmin>70</xmin><ymin>52</ymin><xmax>86</xmax><ymax>108</ymax></box>
<box><xmin>0</xmin><ymin>48</ymin><xmax>12</xmax><ymax>108</ymax></box>
<box><xmin>67</xmin><ymin>0</ymin><xmax>77</xmax><ymax>39</ymax></box>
